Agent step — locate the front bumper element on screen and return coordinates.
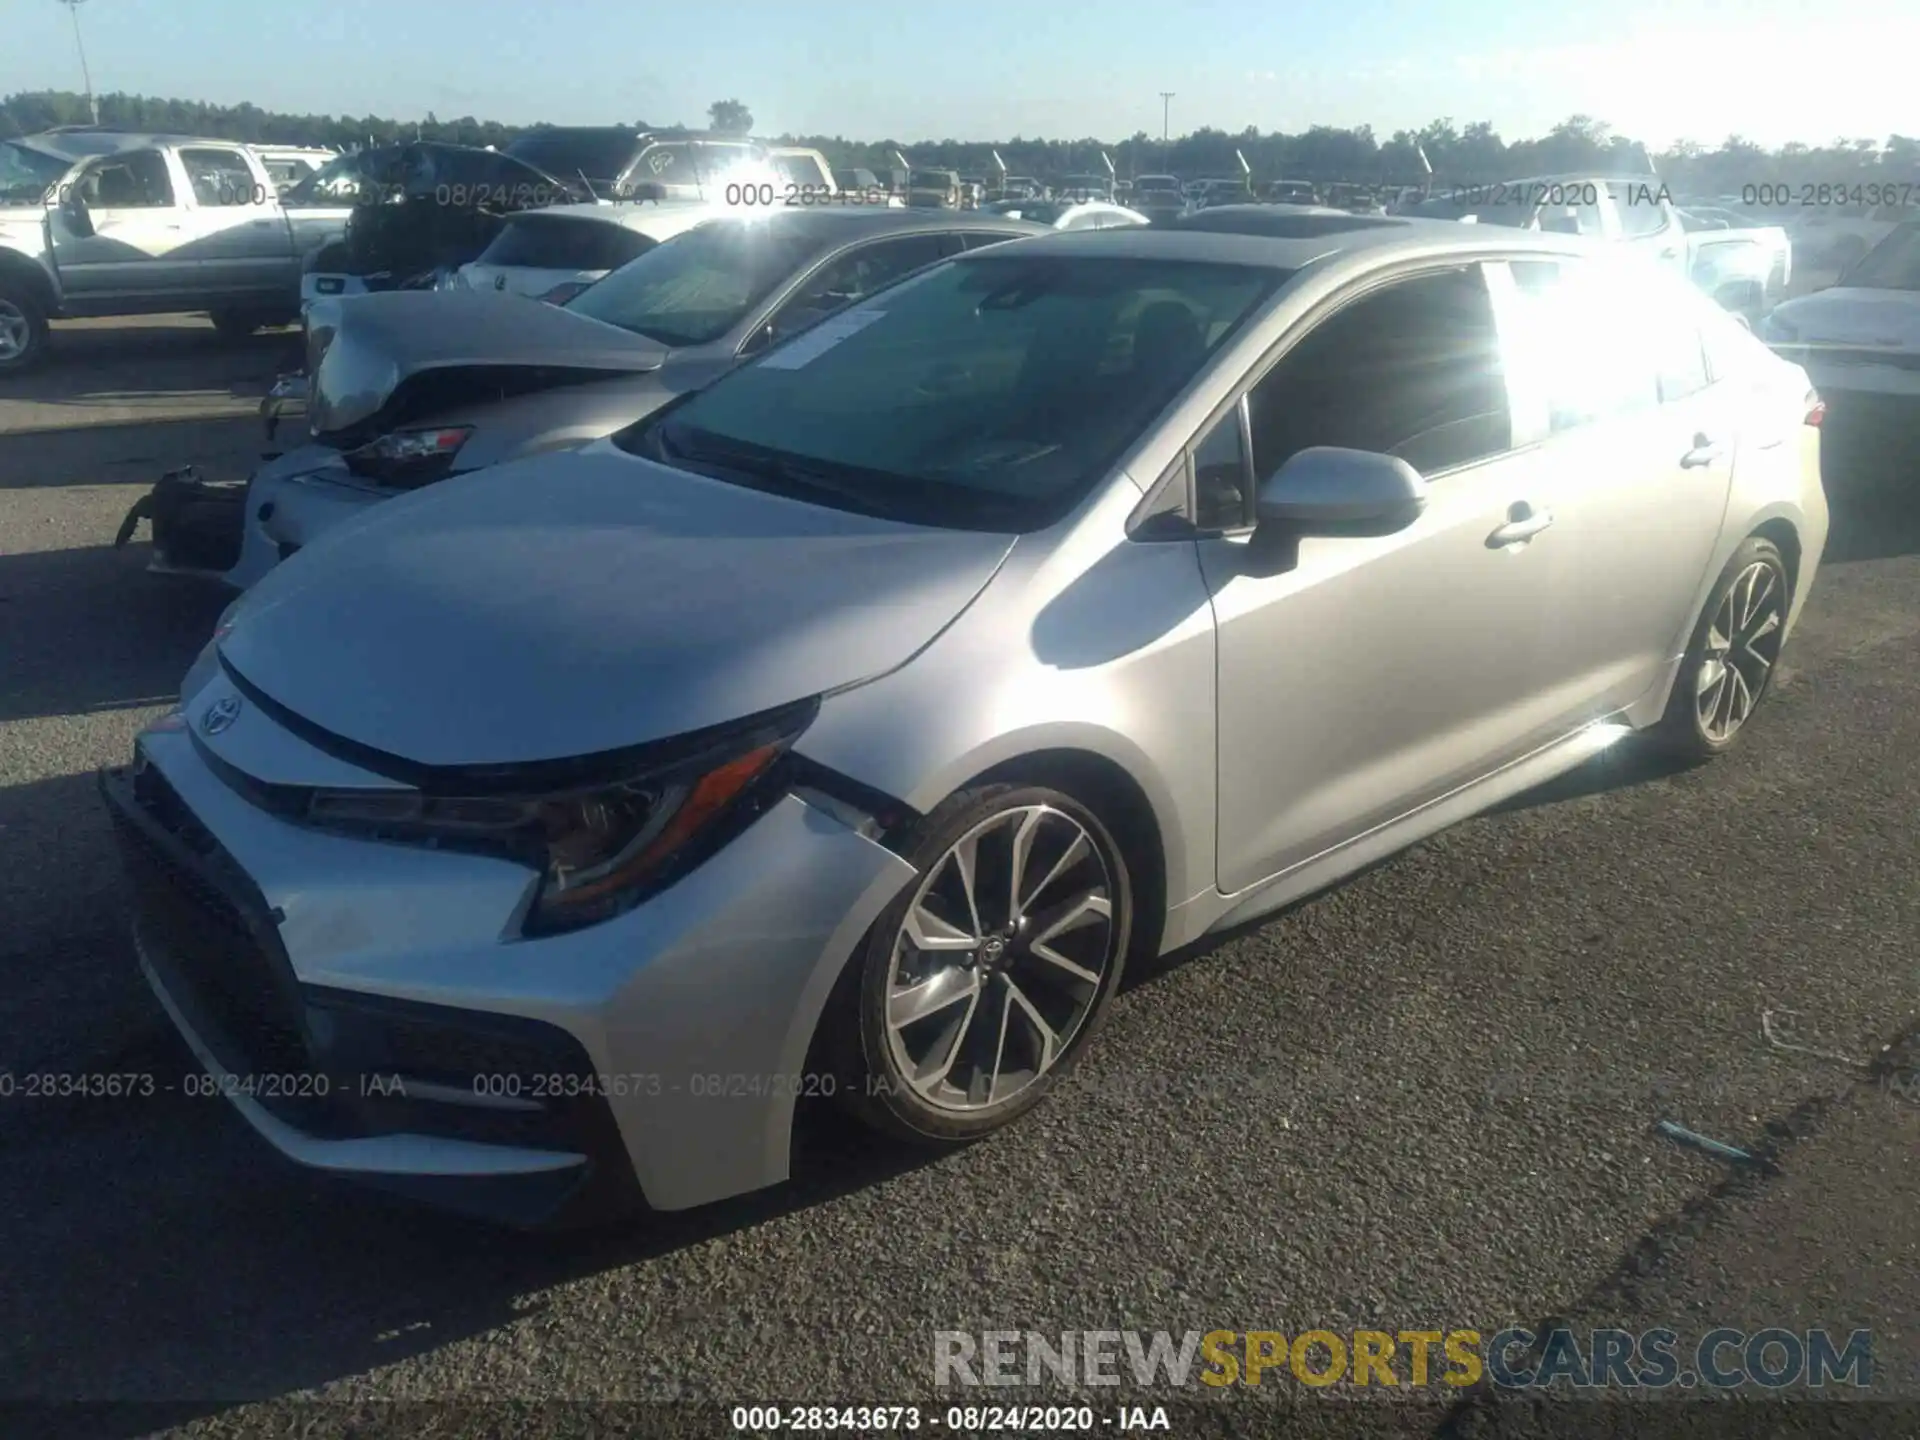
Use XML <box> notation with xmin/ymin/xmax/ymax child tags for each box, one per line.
<box><xmin>100</xmin><ymin>704</ymin><xmax>915</xmax><ymax>1226</ymax></box>
<box><xmin>114</xmin><ymin>466</ymin><xmax>249</xmax><ymax>584</ymax></box>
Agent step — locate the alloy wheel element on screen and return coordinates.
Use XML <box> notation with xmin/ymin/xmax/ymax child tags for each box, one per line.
<box><xmin>1696</xmin><ymin>559</ymin><xmax>1785</xmax><ymax>743</ymax></box>
<box><xmin>0</xmin><ymin>300</ymin><xmax>30</xmax><ymax>362</ymax></box>
<box><xmin>883</xmin><ymin>804</ymin><xmax>1116</xmax><ymax>1113</ymax></box>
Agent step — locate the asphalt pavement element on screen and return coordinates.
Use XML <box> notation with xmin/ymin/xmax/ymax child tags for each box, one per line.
<box><xmin>0</xmin><ymin>314</ymin><xmax>1916</xmax><ymax>1440</ymax></box>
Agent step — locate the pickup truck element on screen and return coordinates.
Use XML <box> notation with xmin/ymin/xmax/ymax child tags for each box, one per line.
<box><xmin>1676</xmin><ymin>207</ymin><xmax>1792</xmax><ymax>325</ymax></box>
<box><xmin>0</xmin><ymin>129</ymin><xmax>330</xmax><ymax>372</ymax></box>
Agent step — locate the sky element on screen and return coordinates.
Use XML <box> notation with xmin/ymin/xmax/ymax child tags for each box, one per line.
<box><xmin>4</xmin><ymin>0</ymin><xmax>1915</xmax><ymax>151</ymax></box>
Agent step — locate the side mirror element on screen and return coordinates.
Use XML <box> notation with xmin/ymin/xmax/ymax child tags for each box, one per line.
<box><xmin>61</xmin><ymin>191</ymin><xmax>95</xmax><ymax>238</ymax></box>
<box><xmin>1255</xmin><ymin>447</ymin><xmax>1427</xmax><ymax>534</ymax></box>
<box><xmin>739</xmin><ymin>321</ymin><xmax>776</xmax><ymax>357</ymax></box>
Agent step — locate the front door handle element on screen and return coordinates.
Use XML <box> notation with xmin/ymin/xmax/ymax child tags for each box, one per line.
<box><xmin>1681</xmin><ymin>433</ymin><xmax>1724</xmax><ymax>468</ymax></box>
<box><xmin>1488</xmin><ymin>504</ymin><xmax>1553</xmax><ymax>548</ymax></box>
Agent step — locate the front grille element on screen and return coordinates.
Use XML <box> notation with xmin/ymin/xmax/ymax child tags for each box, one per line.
<box><xmin>107</xmin><ymin>765</ymin><xmax>314</xmax><ymax>1083</ymax></box>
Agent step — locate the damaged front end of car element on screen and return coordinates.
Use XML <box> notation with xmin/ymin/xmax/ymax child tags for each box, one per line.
<box><xmin>113</xmin><ymin>465</ymin><xmax>257</xmax><ymax>582</ymax></box>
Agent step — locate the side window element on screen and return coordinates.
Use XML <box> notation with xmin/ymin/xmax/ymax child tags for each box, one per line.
<box><xmin>1617</xmin><ymin>195</ymin><xmax>1672</xmax><ymax>239</ymax></box>
<box><xmin>1648</xmin><ymin>312</ymin><xmax>1710</xmax><ymax>403</ymax></box>
<box><xmin>79</xmin><ymin>150</ymin><xmax>175</xmax><ymax>208</ymax></box>
<box><xmin>1505</xmin><ymin>259</ymin><xmax>1659</xmax><ymax>432</ymax></box>
<box><xmin>774</xmin><ymin>234</ymin><xmax>948</xmax><ymax>332</ymax></box>
<box><xmin>1192</xmin><ymin>399</ymin><xmax>1252</xmax><ymax>530</ymax></box>
<box><xmin>1536</xmin><ymin>198</ymin><xmax>1607</xmax><ymax>237</ymax></box>
<box><xmin>1245</xmin><ymin>266</ymin><xmax>1512</xmax><ymax>478</ymax></box>
<box><xmin>959</xmin><ymin>231</ymin><xmax>1019</xmax><ymax>251</ymax></box>
<box><xmin>178</xmin><ymin>148</ymin><xmax>259</xmax><ymax>206</ymax></box>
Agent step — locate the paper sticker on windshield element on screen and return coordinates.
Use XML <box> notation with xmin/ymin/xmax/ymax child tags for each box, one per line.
<box><xmin>758</xmin><ymin>309</ymin><xmax>887</xmax><ymax>369</ymax></box>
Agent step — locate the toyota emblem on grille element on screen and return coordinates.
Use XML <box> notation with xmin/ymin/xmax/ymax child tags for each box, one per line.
<box><xmin>201</xmin><ymin>695</ymin><xmax>242</xmax><ymax>735</ymax></box>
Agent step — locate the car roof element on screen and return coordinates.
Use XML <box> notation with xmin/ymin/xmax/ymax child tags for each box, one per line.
<box><xmin>988</xmin><ymin>219</ymin><xmax>1599</xmax><ymax>271</ymax></box>
<box><xmin>716</xmin><ymin>207</ymin><xmax>1050</xmax><ymax>242</ymax></box>
<box><xmin>17</xmin><ymin>129</ymin><xmax>234</xmax><ymax>160</ymax></box>
<box><xmin>511</xmin><ymin>199</ymin><xmax>718</xmax><ymax>232</ymax></box>
<box><xmin>1169</xmin><ymin>204</ymin><xmax>1397</xmax><ymax>235</ymax></box>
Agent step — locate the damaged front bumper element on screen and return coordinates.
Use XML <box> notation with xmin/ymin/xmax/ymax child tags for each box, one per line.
<box><xmin>114</xmin><ymin>465</ymin><xmax>251</xmax><ymax>583</ymax></box>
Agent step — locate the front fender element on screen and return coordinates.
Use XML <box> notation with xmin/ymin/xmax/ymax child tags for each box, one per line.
<box><xmin>792</xmin><ymin>498</ymin><xmax>1220</xmax><ymax>949</ymax></box>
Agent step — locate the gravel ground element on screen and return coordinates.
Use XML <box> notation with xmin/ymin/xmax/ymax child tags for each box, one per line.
<box><xmin>0</xmin><ymin>315</ymin><xmax>1916</xmax><ymax>1440</ymax></box>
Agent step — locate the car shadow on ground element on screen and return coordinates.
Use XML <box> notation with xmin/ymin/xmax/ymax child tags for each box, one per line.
<box><xmin>22</xmin><ymin>318</ymin><xmax>301</xmax><ymax>396</ymax></box>
<box><xmin>0</xmin><ymin>413</ymin><xmax>269</xmax><ymax>492</ymax></box>
<box><xmin>0</xmin><ymin>543</ymin><xmax>229</xmax><ymax>725</ymax></box>
<box><xmin>0</xmin><ymin>774</ymin><xmax>944</xmax><ymax>1432</ymax></box>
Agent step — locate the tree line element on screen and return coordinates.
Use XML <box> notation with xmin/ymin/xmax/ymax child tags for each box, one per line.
<box><xmin>3</xmin><ymin>90</ymin><xmax>1916</xmax><ymax>193</ymax></box>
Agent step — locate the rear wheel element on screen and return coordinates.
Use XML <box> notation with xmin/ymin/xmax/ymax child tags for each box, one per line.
<box><xmin>1649</xmin><ymin>537</ymin><xmax>1790</xmax><ymax>758</ymax></box>
<box><xmin>0</xmin><ymin>281</ymin><xmax>51</xmax><ymax>374</ymax></box>
<box><xmin>825</xmin><ymin>783</ymin><xmax>1132</xmax><ymax>1145</ymax></box>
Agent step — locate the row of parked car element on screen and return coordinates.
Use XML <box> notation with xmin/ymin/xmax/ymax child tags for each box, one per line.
<box><xmin>89</xmin><ymin>181</ymin><xmax>1849</xmax><ymax>1229</ymax></box>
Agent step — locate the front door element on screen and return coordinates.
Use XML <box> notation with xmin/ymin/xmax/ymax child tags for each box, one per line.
<box><xmin>1201</xmin><ymin>263</ymin><xmax>1574</xmax><ymax>894</ymax></box>
<box><xmin>50</xmin><ymin>148</ymin><xmax>193</xmax><ymax>308</ymax></box>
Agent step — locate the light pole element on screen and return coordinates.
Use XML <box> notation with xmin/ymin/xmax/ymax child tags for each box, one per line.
<box><xmin>1158</xmin><ymin>92</ymin><xmax>1174</xmax><ymax>143</ymax></box>
<box><xmin>56</xmin><ymin>0</ymin><xmax>101</xmax><ymax>125</ymax></box>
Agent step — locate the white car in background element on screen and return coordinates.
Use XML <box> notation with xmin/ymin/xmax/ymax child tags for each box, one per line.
<box><xmin>441</xmin><ymin>200</ymin><xmax>718</xmax><ymax>303</ymax></box>
<box><xmin>249</xmin><ymin>145</ymin><xmax>336</xmax><ymax>198</ymax></box>
<box><xmin>1785</xmin><ymin>203</ymin><xmax>1917</xmax><ymax>274</ymax></box>
<box><xmin>984</xmin><ymin>198</ymin><xmax>1148</xmax><ymax>230</ymax></box>
<box><xmin>1760</xmin><ymin>220</ymin><xmax>1920</xmax><ymax>433</ymax></box>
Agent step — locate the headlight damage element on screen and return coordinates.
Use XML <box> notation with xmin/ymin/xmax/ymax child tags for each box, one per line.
<box><xmin>299</xmin><ymin>705</ymin><xmax>813</xmax><ymax>934</ymax></box>
<box><xmin>344</xmin><ymin>425</ymin><xmax>474</xmax><ymax>486</ymax></box>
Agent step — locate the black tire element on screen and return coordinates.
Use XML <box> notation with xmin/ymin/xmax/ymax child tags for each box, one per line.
<box><xmin>0</xmin><ymin>279</ymin><xmax>52</xmax><ymax>375</ymax></box>
<box><xmin>824</xmin><ymin>781</ymin><xmax>1133</xmax><ymax>1146</ymax></box>
<box><xmin>1648</xmin><ymin>536</ymin><xmax>1790</xmax><ymax>759</ymax></box>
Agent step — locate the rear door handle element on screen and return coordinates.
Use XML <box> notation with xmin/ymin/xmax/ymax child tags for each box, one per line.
<box><xmin>1488</xmin><ymin>505</ymin><xmax>1553</xmax><ymax>547</ymax></box>
<box><xmin>1681</xmin><ymin>434</ymin><xmax>1724</xmax><ymax>468</ymax></box>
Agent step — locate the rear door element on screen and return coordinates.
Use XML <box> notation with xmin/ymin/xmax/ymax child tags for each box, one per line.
<box><xmin>48</xmin><ymin>146</ymin><xmax>193</xmax><ymax>308</ymax></box>
<box><xmin>175</xmin><ymin>146</ymin><xmax>296</xmax><ymax>304</ymax></box>
<box><xmin>1492</xmin><ymin>257</ymin><xmax>1732</xmax><ymax>720</ymax></box>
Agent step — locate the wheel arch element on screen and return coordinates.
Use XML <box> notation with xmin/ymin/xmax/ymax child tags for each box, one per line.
<box><xmin>0</xmin><ymin>247</ymin><xmax>58</xmax><ymax>314</ymax></box>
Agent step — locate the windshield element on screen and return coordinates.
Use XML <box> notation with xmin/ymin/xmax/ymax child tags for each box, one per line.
<box><xmin>504</xmin><ymin>131</ymin><xmax>637</xmax><ymax>181</ymax></box>
<box><xmin>1135</xmin><ymin>177</ymin><xmax>1180</xmax><ymax>193</ymax></box>
<box><xmin>910</xmin><ymin>171</ymin><xmax>955</xmax><ymax>188</ymax></box>
<box><xmin>282</xmin><ymin>151</ymin><xmax>388</xmax><ymax>208</ymax></box>
<box><xmin>1842</xmin><ymin>222</ymin><xmax>1920</xmax><ymax>290</ymax></box>
<box><xmin>771</xmin><ymin>153</ymin><xmax>829</xmax><ymax>187</ymax></box>
<box><xmin>0</xmin><ymin>142</ymin><xmax>70</xmax><ymax>205</ymax></box>
<box><xmin>623</xmin><ymin>254</ymin><xmax>1284</xmax><ymax>531</ymax></box>
<box><xmin>479</xmin><ymin>214</ymin><xmax>656</xmax><ymax>272</ymax></box>
<box><xmin>562</xmin><ymin>218</ymin><xmax>819</xmax><ymax>346</ymax></box>
<box><xmin>994</xmin><ymin>200</ymin><xmax>1066</xmax><ymax>224</ymax></box>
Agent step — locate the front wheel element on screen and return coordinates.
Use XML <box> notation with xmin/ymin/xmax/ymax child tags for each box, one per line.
<box><xmin>1649</xmin><ymin>536</ymin><xmax>1790</xmax><ymax>758</ymax></box>
<box><xmin>825</xmin><ymin>783</ymin><xmax>1133</xmax><ymax>1145</ymax></box>
<box><xmin>0</xmin><ymin>281</ymin><xmax>51</xmax><ymax>374</ymax></box>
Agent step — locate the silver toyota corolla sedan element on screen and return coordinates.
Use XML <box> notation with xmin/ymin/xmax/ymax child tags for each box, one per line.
<box><xmin>104</xmin><ymin>220</ymin><xmax>1828</xmax><ymax>1228</ymax></box>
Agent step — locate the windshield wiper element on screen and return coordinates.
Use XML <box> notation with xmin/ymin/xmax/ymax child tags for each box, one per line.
<box><xmin>659</xmin><ymin>424</ymin><xmax>890</xmax><ymax>510</ymax></box>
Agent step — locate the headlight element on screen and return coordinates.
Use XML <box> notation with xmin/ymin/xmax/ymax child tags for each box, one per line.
<box><xmin>302</xmin><ymin>704</ymin><xmax>812</xmax><ymax>934</ymax></box>
<box><xmin>343</xmin><ymin>426</ymin><xmax>473</xmax><ymax>486</ymax></box>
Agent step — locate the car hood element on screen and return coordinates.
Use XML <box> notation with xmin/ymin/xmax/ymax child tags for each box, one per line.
<box><xmin>218</xmin><ymin>444</ymin><xmax>1017</xmax><ymax>767</ymax></box>
<box><xmin>1769</xmin><ymin>287</ymin><xmax>1920</xmax><ymax>349</ymax></box>
<box><xmin>304</xmin><ymin>291</ymin><xmax>669</xmax><ymax>442</ymax></box>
